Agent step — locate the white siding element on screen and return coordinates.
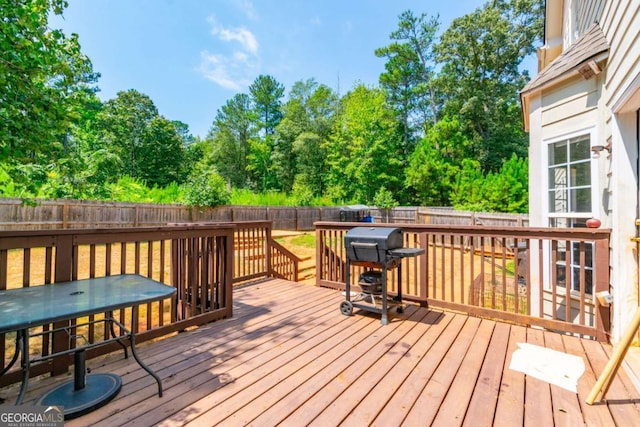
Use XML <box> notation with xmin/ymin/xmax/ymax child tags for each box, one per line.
<box><xmin>575</xmin><ymin>0</ymin><xmax>606</xmax><ymax>35</ymax></box>
<box><xmin>598</xmin><ymin>2</ymin><xmax>640</xmax><ymax>344</ymax></box>
<box><xmin>541</xmin><ymin>76</ymin><xmax>599</xmax><ymax>132</ymax></box>
<box><xmin>602</xmin><ymin>2</ymin><xmax>640</xmax><ymax>111</ymax></box>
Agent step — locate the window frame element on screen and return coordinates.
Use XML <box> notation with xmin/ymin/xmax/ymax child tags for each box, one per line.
<box><xmin>543</xmin><ymin>128</ymin><xmax>598</xmax><ymax>296</ymax></box>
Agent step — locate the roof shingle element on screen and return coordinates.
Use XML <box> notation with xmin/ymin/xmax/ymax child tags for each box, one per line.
<box><xmin>521</xmin><ymin>23</ymin><xmax>609</xmax><ymax>95</ymax></box>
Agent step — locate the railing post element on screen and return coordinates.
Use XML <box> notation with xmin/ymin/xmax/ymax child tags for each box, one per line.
<box><xmin>420</xmin><ymin>232</ymin><xmax>428</xmax><ymax>306</ymax></box>
<box><xmin>594</xmin><ymin>238</ymin><xmax>611</xmax><ymax>342</ymax></box>
<box><xmin>266</xmin><ymin>223</ymin><xmax>273</xmax><ymax>278</ymax></box>
<box><xmin>224</xmin><ymin>231</ymin><xmax>234</xmax><ymax>318</ymax></box>
<box><xmin>315</xmin><ymin>228</ymin><xmax>323</xmax><ymax>286</ymax></box>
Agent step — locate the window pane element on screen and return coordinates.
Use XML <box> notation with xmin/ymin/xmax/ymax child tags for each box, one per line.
<box><xmin>573</xmin><ymin>188</ymin><xmax>591</xmax><ymax>212</ymax></box>
<box><xmin>549</xmin><ymin>218</ymin><xmax>567</xmax><ymax>227</ymax></box>
<box><xmin>571</xmin><ymin>241</ymin><xmax>594</xmax><ymax>266</ymax></box>
<box><xmin>549</xmin><ymin>189</ymin><xmax>567</xmax><ymax>213</ymax></box>
<box><xmin>572</xmin><ymin>268</ymin><xmax>593</xmax><ymax>294</ymax></box>
<box><xmin>549</xmin><ymin>166</ymin><xmax>567</xmax><ymax>189</ymax></box>
<box><xmin>570</xmin><ymin>162</ymin><xmax>591</xmax><ymax>186</ymax></box>
<box><xmin>556</xmin><ymin>264</ymin><xmax>567</xmax><ymax>287</ymax></box>
<box><xmin>549</xmin><ymin>142</ymin><xmax>567</xmax><ymax>165</ymax></box>
<box><xmin>570</xmin><ymin>137</ymin><xmax>591</xmax><ymax>161</ymax></box>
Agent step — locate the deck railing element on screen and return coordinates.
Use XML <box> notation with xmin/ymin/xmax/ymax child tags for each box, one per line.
<box><xmin>0</xmin><ymin>220</ymin><xmax>304</xmax><ymax>388</ymax></box>
<box><xmin>315</xmin><ymin>222</ymin><xmax>611</xmax><ymax>341</ymax></box>
<box><xmin>0</xmin><ymin>224</ymin><xmax>235</xmax><ymax>387</ymax></box>
<box><xmin>174</xmin><ymin>221</ymin><xmax>303</xmax><ymax>283</ymax></box>
<box><xmin>231</xmin><ymin>221</ymin><xmax>303</xmax><ymax>283</ymax></box>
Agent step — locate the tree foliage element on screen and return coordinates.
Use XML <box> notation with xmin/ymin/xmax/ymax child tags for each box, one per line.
<box><xmin>1</xmin><ymin>0</ymin><xmax>542</xmax><ymax>212</ymax></box>
<box><xmin>324</xmin><ymin>84</ymin><xmax>404</xmax><ymax>204</ymax></box>
<box><xmin>249</xmin><ymin>74</ymin><xmax>285</xmax><ymax>136</ymax></box>
<box><xmin>0</xmin><ymin>0</ymin><xmax>98</xmax><ymax>176</ymax></box>
<box><xmin>207</xmin><ymin>93</ymin><xmax>256</xmax><ymax>188</ymax></box>
<box><xmin>375</xmin><ymin>10</ymin><xmax>440</xmax><ymax>140</ymax></box>
<box><xmin>434</xmin><ymin>0</ymin><xmax>543</xmax><ymax>171</ymax></box>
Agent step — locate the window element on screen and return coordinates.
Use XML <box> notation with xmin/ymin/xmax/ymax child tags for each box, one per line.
<box><xmin>548</xmin><ymin>135</ymin><xmax>591</xmax><ymax>214</ymax></box>
<box><xmin>547</xmin><ymin>135</ymin><xmax>593</xmax><ymax>294</ymax></box>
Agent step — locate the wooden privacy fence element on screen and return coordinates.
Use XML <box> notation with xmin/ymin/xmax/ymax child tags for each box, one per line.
<box><xmin>315</xmin><ymin>222</ymin><xmax>610</xmax><ymax>341</ymax></box>
<box><xmin>0</xmin><ymin>199</ymin><xmax>342</xmax><ymax>231</ymax></box>
<box><xmin>0</xmin><ymin>198</ymin><xmax>528</xmax><ymax>231</ymax></box>
<box><xmin>417</xmin><ymin>207</ymin><xmax>529</xmax><ymax>227</ymax></box>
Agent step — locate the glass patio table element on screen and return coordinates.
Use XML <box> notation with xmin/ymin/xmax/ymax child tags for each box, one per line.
<box><xmin>0</xmin><ymin>274</ymin><xmax>176</xmax><ymax>419</ymax></box>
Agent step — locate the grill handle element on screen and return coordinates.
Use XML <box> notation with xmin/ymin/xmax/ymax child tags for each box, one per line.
<box><xmin>350</xmin><ymin>242</ymin><xmax>378</xmax><ymax>248</ymax></box>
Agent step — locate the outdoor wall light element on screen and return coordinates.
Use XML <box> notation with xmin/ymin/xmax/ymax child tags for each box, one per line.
<box><xmin>591</xmin><ymin>141</ymin><xmax>612</xmax><ymax>159</ymax></box>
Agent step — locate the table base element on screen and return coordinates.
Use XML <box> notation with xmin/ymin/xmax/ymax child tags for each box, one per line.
<box><xmin>34</xmin><ymin>373</ymin><xmax>122</xmax><ymax>420</ymax></box>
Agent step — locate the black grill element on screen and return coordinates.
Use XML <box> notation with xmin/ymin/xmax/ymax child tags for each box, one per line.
<box><xmin>341</xmin><ymin>227</ymin><xmax>425</xmax><ymax>325</ymax></box>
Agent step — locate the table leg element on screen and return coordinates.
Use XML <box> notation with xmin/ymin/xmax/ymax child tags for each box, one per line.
<box><xmin>74</xmin><ymin>350</ymin><xmax>86</xmax><ymax>391</ymax></box>
<box><xmin>0</xmin><ymin>331</ymin><xmax>21</xmax><ymax>378</ymax></box>
<box><xmin>107</xmin><ymin>311</ymin><xmax>129</xmax><ymax>359</ymax></box>
<box><xmin>16</xmin><ymin>329</ymin><xmax>29</xmax><ymax>405</ymax></box>
<box><xmin>129</xmin><ymin>306</ymin><xmax>164</xmax><ymax>397</ymax></box>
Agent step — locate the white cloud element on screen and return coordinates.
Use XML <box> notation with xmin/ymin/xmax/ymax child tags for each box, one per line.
<box><xmin>198</xmin><ymin>50</ymin><xmax>255</xmax><ymax>91</ymax></box>
<box><xmin>216</xmin><ymin>27</ymin><xmax>259</xmax><ymax>54</ymax></box>
<box><xmin>238</xmin><ymin>0</ymin><xmax>258</xmax><ymax>20</ymax></box>
<box><xmin>199</xmin><ymin>15</ymin><xmax>260</xmax><ymax>90</ymax></box>
<box><xmin>207</xmin><ymin>15</ymin><xmax>259</xmax><ymax>54</ymax></box>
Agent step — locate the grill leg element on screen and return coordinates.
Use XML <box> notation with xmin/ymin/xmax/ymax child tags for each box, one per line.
<box><xmin>395</xmin><ymin>264</ymin><xmax>404</xmax><ymax>313</ymax></box>
<box><xmin>381</xmin><ymin>265</ymin><xmax>389</xmax><ymax>325</ymax></box>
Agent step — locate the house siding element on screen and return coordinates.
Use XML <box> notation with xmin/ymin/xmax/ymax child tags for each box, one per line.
<box><xmin>575</xmin><ymin>0</ymin><xmax>605</xmax><ymax>35</ymax></box>
<box><xmin>527</xmin><ymin>1</ymin><xmax>640</xmax><ymax>345</ymax></box>
<box><xmin>599</xmin><ymin>2</ymin><xmax>640</xmax><ymax>347</ymax></box>
<box><xmin>601</xmin><ymin>2</ymin><xmax>640</xmax><ymax>111</ymax></box>
<box><xmin>541</xmin><ymin>76</ymin><xmax>599</xmax><ymax>132</ymax></box>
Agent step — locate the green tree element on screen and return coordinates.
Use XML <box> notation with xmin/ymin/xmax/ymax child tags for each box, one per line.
<box><xmin>451</xmin><ymin>155</ymin><xmax>528</xmax><ymax>213</ymax></box>
<box><xmin>206</xmin><ymin>93</ymin><xmax>256</xmax><ymax>188</ymax></box>
<box><xmin>481</xmin><ymin>154</ymin><xmax>528</xmax><ymax>213</ymax></box>
<box><xmin>434</xmin><ymin>0</ymin><xmax>543</xmax><ymax>172</ymax></box>
<box><xmin>373</xmin><ymin>186</ymin><xmax>399</xmax><ymax>223</ymax></box>
<box><xmin>184</xmin><ymin>166</ymin><xmax>231</xmax><ymax>207</ymax></box>
<box><xmin>376</xmin><ymin>10</ymin><xmax>440</xmax><ymax>142</ymax></box>
<box><xmin>88</xmin><ymin>90</ymin><xmax>188</xmax><ymax>188</ymax></box>
<box><xmin>0</xmin><ymin>0</ymin><xmax>98</xmax><ymax>191</ymax></box>
<box><xmin>324</xmin><ymin>84</ymin><xmax>404</xmax><ymax>204</ymax></box>
<box><xmin>249</xmin><ymin>74</ymin><xmax>285</xmax><ymax>136</ymax></box>
<box><xmin>272</xmin><ymin>79</ymin><xmax>338</xmax><ymax>193</ymax></box>
<box><xmin>292</xmin><ymin>132</ymin><xmax>325</xmax><ymax>196</ymax></box>
<box><xmin>247</xmin><ymin>75</ymin><xmax>285</xmax><ymax>191</ymax></box>
<box><xmin>450</xmin><ymin>158</ymin><xmax>486</xmax><ymax>211</ymax></box>
<box><xmin>91</xmin><ymin>90</ymin><xmax>158</xmax><ymax>177</ymax></box>
<box><xmin>406</xmin><ymin>116</ymin><xmax>471</xmax><ymax>206</ymax></box>
<box><xmin>137</xmin><ymin>117</ymin><xmax>186</xmax><ymax>187</ymax></box>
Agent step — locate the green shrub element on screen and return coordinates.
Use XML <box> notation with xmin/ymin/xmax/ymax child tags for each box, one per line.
<box><xmin>184</xmin><ymin>169</ymin><xmax>230</xmax><ymax>207</ymax></box>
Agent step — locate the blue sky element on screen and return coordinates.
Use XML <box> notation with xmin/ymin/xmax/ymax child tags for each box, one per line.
<box><xmin>52</xmin><ymin>0</ymin><xmax>497</xmax><ymax>139</ymax></box>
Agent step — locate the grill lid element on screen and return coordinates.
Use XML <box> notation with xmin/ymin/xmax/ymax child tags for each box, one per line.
<box><xmin>344</xmin><ymin>227</ymin><xmax>403</xmax><ymax>263</ymax></box>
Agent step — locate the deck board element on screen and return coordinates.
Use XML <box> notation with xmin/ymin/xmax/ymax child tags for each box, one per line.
<box><xmin>462</xmin><ymin>320</ymin><xmax>510</xmax><ymax>427</ymax></box>
<box><xmin>544</xmin><ymin>331</ymin><xmax>585</xmax><ymax>427</ymax></box>
<box><xmin>523</xmin><ymin>327</ymin><xmax>554</xmax><ymax>427</ymax></box>
<box><xmin>493</xmin><ymin>323</ymin><xmax>527</xmax><ymax>427</ymax></box>
<box><xmin>1</xmin><ymin>278</ymin><xmax>639</xmax><ymax>426</ymax></box>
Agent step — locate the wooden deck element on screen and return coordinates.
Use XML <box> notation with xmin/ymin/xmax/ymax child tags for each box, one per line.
<box><xmin>2</xmin><ymin>278</ymin><xmax>640</xmax><ymax>426</ymax></box>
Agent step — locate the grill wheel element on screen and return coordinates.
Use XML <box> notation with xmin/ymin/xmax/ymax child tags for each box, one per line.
<box><xmin>340</xmin><ymin>300</ymin><xmax>353</xmax><ymax>316</ymax></box>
